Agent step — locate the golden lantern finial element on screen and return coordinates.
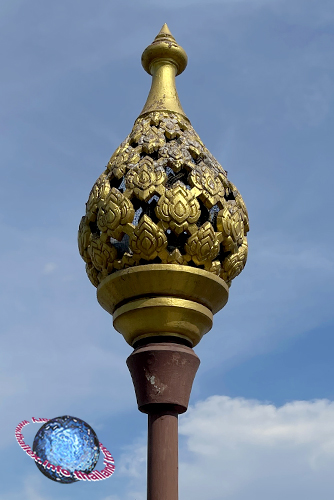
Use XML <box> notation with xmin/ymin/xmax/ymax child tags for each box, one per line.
<box><xmin>78</xmin><ymin>25</ymin><xmax>249</xmax><ymax>347</ymax></box>
<box><xmin>78</xmin><ymin>26</ymin><xmax>250</xmax><ymax>499</ymax></box>
<box><xmin>140</xmin><ymin>24</ymin><xmax>188</xmax><ymax>118</ymax></box>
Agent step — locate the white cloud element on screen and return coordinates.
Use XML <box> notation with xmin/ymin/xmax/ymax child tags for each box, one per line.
<box><xmin>115</xmin><ymin>396</ymin><xmax>334</xmax><ymax>500</ymax></box>
<box><xmin>6</xmin><ymin>396</ymin><xmax>334</xmax><ymax>499</ymax></box>
<box><xmin>179</xmin><ymin>396</ymin><xmax>334</xmax><ymax>499</ymax></box>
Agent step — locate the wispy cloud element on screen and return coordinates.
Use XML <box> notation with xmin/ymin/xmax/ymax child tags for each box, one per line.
<box><xmin>179</xmin><ymin>396</ymin><xmax>334</xmax><ymax>499</ymax></box>
<box><xmin>115</xmin><ymin>395</ymin><xmax>334</xmax><ymax>499</ymax></box>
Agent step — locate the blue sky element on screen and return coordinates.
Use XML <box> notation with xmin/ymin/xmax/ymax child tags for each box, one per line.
<box><xmin>1</xmin><ymin>0</ymin><xmax>334</xmax><ymax>498</ymax></box>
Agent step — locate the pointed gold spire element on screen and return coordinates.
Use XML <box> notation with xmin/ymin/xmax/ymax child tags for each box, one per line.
<box><xmin>158</xmin><ymin>23</ymin><xmax>173</xmax><ymax>37</ymax></box>
<box><xmin>139</xmin><ymin>24</ymin><xmax>188</xmax><ymax>118</ymax></box>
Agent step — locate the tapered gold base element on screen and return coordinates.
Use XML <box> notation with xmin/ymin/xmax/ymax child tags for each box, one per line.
<box><xmin>97</xmin><ymin>264</ymin><xmax>228</xmax><ymax>346</ymax></box>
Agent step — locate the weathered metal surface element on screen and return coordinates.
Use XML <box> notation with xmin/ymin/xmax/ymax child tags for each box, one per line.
<box><xmin>126</xmin><ymin>342</ymin><xmax>200</xmax><ymax>413</ymax></box>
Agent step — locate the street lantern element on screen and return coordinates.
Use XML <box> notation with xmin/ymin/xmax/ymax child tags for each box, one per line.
<box><xmin>78</xmin><ymin>23</ymin><xmax>249</xmax><ymax>500</ymax></box>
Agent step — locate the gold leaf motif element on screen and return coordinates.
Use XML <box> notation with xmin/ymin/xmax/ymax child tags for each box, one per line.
<box><xmin>185</xmin><ymin>222</ymin><xmax>221</xmax><ymax>265</ymax></box>
<box><xmin>86</xmin><ymin>173</ymin><xmax>110</xmax><ymax>221</ymax></box>
<box><xmin>97</xmin><ymin>188</ymin><xmax>134</xmax><ymax>239</ymax></box>
<box><xmin>149</xmin><ymin>112</ymin><xmax>162</xmax><ymax>127</ymax></box>
<box><xmin>88</xmin><ymin>236</ymin><xmax>117</xmax><ymax>273</ymax></box>
<box><xmin>139</xmin><ymin>126</ymin><xmax>165</xmax><ymax>154</ymax></box>
<box><xmin>109</xmin><ymin>146</ymin><xmax>142</xmax><ymax>179</ymax></box>
<box><xmin>130</xmin><ymin>215</ymin><xmax>167</xmax><ymax>260</ymax></box>
<box><xmin>156</xmin><ymin>184</ymin><xmax>200</xmax><ymax>235</ymax></box>
<box><xmin>189</xmin><ymin>165</ymin><xmax>225</xmax><ymax>208</ymax></box>
<box><xmin>220</xmin><ymin>238</ymin><xmax>248</xmax><ymax>284</ymax></box>
<box><xmin>114</xmin><ymin>253</ymin><xmax>139</xmax><ymax>271</ymax></box>
<box><xmin>97</xmin><ymin>200</ymin><xmax>121</xmax><ymax>234</ymax></box>
<box><xmin>111</xmin><ymin>151</ymin><xmax>130</xmax><ymax>178</ymax></box>
<box><xmin>159</xmin><ymin>142</ymin><xmax>191</xmax><ymax>172</ymax></box>
<box><xmin>162</xmin><ymin>248</ymin><xmax>184</xmax><ymax>265</ymax></box>
<box><xmin>209</xmin><ymin>261</ymin><xmax>221</xmax><ymax>276</ymax></box>
<box><xmin>176</xmin><ymin>116</ymin><xmax>189</xmax><ymax>131</ymax></box>
<box><xmin>125</xmin><ymin>157</ymin><xmax>166</xmax><ymax>201</ymax></box>
<box><xmin>130</xmin><ymin>118</ymin><xmax>151</xmax><ymax>144</ymax></box>
<box><xmin>217</xmin><ymin>205</ymin><xmax>244</xmax><ymax>250</ymax></box>
<box><xmin>159</xmin><ymin>116</ymin><xmax>181</xmax><ymax>140</ymax></box>
<box><xmin>80</xmin><ymin>110</ymin><xmax>249</xmax><ymax>285</ymax></box>
<box><xmin>78</xmin><ymin>216</ymin><xmax>91</xmax><ymax>263</ymax></box>
<box><xmin>107</xmin><ymin>140</ymin><xmax>129</xmax><ymax>170</ymax></box>
<box><xmin>230</xmin><ymin>182</ymin><xmax>249</xmax><ymax>233</ymax></box>
<box><xmin>181</xmin><ymin>130</ymin><xmax>203</xmax><ymax>158</ymax></box>
<box><xmin>86</xmin><ymin>263</ymin><xmax>100</xmax><ymax>288</ymax></box>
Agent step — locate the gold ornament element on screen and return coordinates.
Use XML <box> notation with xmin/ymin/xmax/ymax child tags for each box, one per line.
<box><xmin>185</xmin><ymin>222</ymin><xmax>221</xmax><ymax>267</ymax></box>
<box><xmin>97</xmin><ymin>188</ymin><xmax>134</xmax><ymax>240</ymax></box>
<box><xmin>78</xmin><ymin>24</ymin><xmax>249</xmax><ymax>288</ymax></box>
<box><xmin>88</xmin><ymin>236</ymin><xmax>117</xmax><ymax>275</ymax></box>
<box><xmin>130</xmin><ymin>215</ymin><xmax>167</xmax><ymax>260</ymax></box>
<box><xmin>78</xmin><ymin>216</ymin><xmax>91</xmax><ymax>263</ymax></box>
<box><xmin>156</xmin><ymin>183</ymin><xmax>200</xmax><ymax>235</ymax></box>
<box><xmin>189</xmin><ymin>166</ymin><xmax>225</xmax><ymax>208</ymax></box>
<box><xmin>125</xmin><ymin>157</ymin><xmax>166</xmax><ymax>201</ymax></box>
<box><xmin>220</xmin><ymin>237</ymin><xmax>248</xmax><ymax>285</ymax></box>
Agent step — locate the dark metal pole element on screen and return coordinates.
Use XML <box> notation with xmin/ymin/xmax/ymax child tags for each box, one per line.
<box><xmin>147</xmin><ymin>412</ymin><xmax>178</xmax><ymax>500</ymax></box>
<box><xmin>127</xmin><ymin>342</ymin><xmax>200</xmax><ymax>500</ymax></box>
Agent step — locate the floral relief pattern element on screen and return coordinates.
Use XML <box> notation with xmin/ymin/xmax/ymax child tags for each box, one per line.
<box><xmin>189</xmin><ymin>165</ymin><xmax>225</xmax><ymax>208</ymax></box>
<box><xmin>185</xmin><ymin>222</ymin><xmax>221</xmax><ymax>267</ymax></box>
<box><xmin>88</xmin><ymin>236</ymin><xmax>117</xmax><ymax>276</ymax></box>
<box><xmin>155</xmin><ymin>183</ymin><xmax>200</xmax><ymax>235</ymax></box>
<box><xmin>217</xmin><ymin>204</ymin><xmax>244</xmax><ymax>254</ymax></box>
<box><xmin>125</xmin><ymin>157</ymin><xmax>166</xmax><ymax>201</ymax></box>
<box><xmin>86</xmin><ymin>173</ymin><xmax>110</xmax><ymax>222</ymax></box>
<box><xmin>160</xmin><ymin>142</ymin><xmax>192</xmax><ymax>172</ymax></box>
<box><xmin>220</xmin><ymin>238</ymin><xmax>248</xmax><ymax>285</ymax></box>
<box><xmin>97</xmin><ymin>188</ymin><xmax>134</xmax><ymax>240</ymax></box>
<box><xmin>130</xmin><ymin>215</ymin><xmax>167</xmax><ymax>260</ymax></box>
<box><xmin>78</xmin><ymin>110</ymin><xmax>249</xmax><ymax>287</ymax></box>
<box><xmin>78</xmin><ymin>216</ymin><xmax>91</xmax><ymax>263</ymax></box>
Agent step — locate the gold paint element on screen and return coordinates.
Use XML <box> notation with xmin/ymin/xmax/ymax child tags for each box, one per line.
<box><xmin>97</xmin><ymin>264</ymin><xmax>227</xmax><ymax>346</ymax></box>
<box><xmin>88</xmin><ymin>236</ymin><xmax>117</xmax><ymax>278</ymax></box>
<box><xmin>78</xmin><ymin>108</ymin><xmax>248</xmax><ymax>286</ymax></box>
<box><xmin>140</xmin><ymin>24</ymin><xmax>188</xmax><ymax>118</ymax></box>
<box><xmin>130</xmin><ymin>215</ymin><xmax>167</xmax><ymax>260</ymax></box>
<box><xmin>156</xmin><ymin>183</ymin><xmax>200</xmax><ymax>235</ymax></box>
<box><xmin>113</xmin><ymin>296</ymin><xmax>212</xmax><ymax>347</ymax></box>
<box><xmin>79</xmin><ymin>25</ymin><xmax>249</xmax><ymax>338</ymax></box>
<box><xmin>97</xmin><ymin>264</ymin><xmax>228</xmax><ymax>315</ymax></box>
<box><xmin>125</xmin><ymin>157</ymin><xmax>166</xmax><ymax>202</ymax></box>
<box><xmin>185</xmin><ymin>222</ymin><xmax>221</xmax><ymax>267</ymax></box>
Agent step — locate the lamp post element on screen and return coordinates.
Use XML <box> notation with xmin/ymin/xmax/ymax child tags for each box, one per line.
<box><xmin>78</xmin><ymin>24</ymin><xmax>249</xmax><ymax>500</ymax></box>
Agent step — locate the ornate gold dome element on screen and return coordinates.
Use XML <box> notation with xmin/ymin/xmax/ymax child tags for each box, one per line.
<box><xmin>78</xmin><ymin>24</ymin><xmax>249</xmax><ymax>290</ymax></box>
